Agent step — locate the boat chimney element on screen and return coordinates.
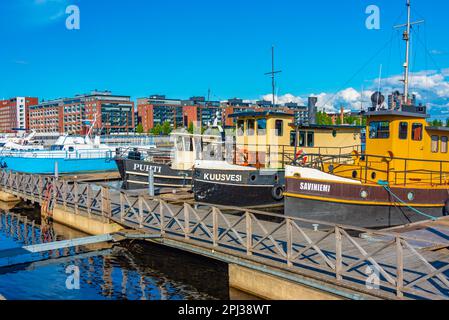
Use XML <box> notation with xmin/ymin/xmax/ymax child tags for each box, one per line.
<box><xmin>308</xmin><ymin>97</ymin><xmax>318</xmax><ymax>125</ymax></box>
<box><xmin>340</xmin><ymin>106</ymin><xmax>345</xmax><ymax>124</ymax></box>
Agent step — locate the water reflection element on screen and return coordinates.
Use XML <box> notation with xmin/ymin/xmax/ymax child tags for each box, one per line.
<box><xmin>0</xmin><ymin>209</ymin><xmax>227</xmax><ymax>300</ymax></box>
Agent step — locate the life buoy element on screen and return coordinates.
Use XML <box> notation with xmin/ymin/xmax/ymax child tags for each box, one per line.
<box><xmin>271</xmin><ymin>184</ymin><xmax>284</xmax><ymax>201</ymax></box>
<box><xmin>295</xmin><ymin>149</ymin><xmax>308</xmax><ymax>165</ymax></box>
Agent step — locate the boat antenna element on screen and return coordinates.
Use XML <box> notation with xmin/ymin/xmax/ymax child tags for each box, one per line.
<box><xmin>394</xmin><ymin>0</ymin><xmax>424</xmax><ymax>105</ymax></box>
<box><xmin>264</xmin><ymin>46</ymin><xmax>282</xmax><ymax>107</ymax></box>
<box><xmin>377</xmin><ymin>64</ymin><xmax>383</xmax><ymax>108</ymax></box>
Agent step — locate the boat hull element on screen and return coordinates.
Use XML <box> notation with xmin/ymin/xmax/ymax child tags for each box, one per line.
<box><xmin>192</xmin><ymin>168</ymin><xmax>285</xmax><ymax>207</ymax></box>
<box><xmin>0</xmin><ymin>157</ymin><xmax>117</xmax><ymax>174</ymax></box>
<box><xmin>115</xmin><ymin>158</ymin><xmax>192</xmax><ymax>190</ymax></box>
<box><xmin>284</xmin><ymin>177</ymin><xmax>448</xmax><ymax>228</ymax></box>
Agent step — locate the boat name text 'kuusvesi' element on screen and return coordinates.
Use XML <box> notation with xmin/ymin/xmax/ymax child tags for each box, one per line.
<box><xmin>133</xmin><ymin>163</ymin><xmax>163</xmax><ymax>173</ymax></box>
<box><xmin>299</xmin><ymin>182</ymin><xmax>331</xmax><ymax>193</ymax></box>
<box><xmin>203</xmin><ymin>173</ymin><xmax>243</xmax><ymax>182</ymax></box>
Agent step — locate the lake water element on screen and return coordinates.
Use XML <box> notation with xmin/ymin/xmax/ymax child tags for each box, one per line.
<box><xmin>0</xmin><ymin>206</ymin><xmax>235</xmax><ymax>300</ymax></box>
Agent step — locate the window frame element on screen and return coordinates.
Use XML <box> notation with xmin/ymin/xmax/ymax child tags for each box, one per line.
<box><xmin>431</xmin><ymin>135</ymin><xmax>439</xmax><ymax>153</ymax></box>
<box><xmin>369</xmin><ymin>121</ymin><xmax>390</xmax><ymax>139</ymax></box>
<box><xmin>411</xmin><ymin>123</ymin><xmax>423</xmax><ymax>141</ymax></box>
<box><xmin>246</xmin><ymin>119</ymin><xmax>255</xmax><ymax>136</ymax></box>
<box><xmin>275</xmin><ymin>120</ymin><xmax>283</xmax><ymax>137</ymax></box>
<box><xmin>257</xmin><ymin>118</ymin><xmax>267</xmax><ymax>136</ymax></box>
<box><xmin>399</xmin><ymin>122</ymin><xmax>408</xmax><ymax>140</ymax></box>
<box><xmin>442</xmin><ymin>136</ymin><xmax>448</xmax><ymax>154</ymax></box>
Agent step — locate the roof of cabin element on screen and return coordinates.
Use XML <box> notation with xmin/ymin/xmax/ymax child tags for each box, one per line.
<box><xmin>364</xmin><ymin>110</ymin><xmax>429</xmax><ymax>119</ymax></box>
<box><xmin>426</xmin><ymin>126</ymin><xmax>449</xmax><ymax>132</ymax></box>
<box><xmin>229</xmin><ymin>111</ymin><xmax>292</xmax><ymax>118</ymax></box>
<box><xmin>292</xmin><ymin>124</ymin><xmax>364</xmax><ymax>130</ymax></box>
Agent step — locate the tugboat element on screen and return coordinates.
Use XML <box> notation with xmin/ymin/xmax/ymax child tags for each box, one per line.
<box><xmin>192</xmin><ymin>111</ymin><xmax>362</xmax><ymax>207</ymax></box>
<box><xmin>115</xmin><ymin>126</ymin><xmax>224</xmax><ymax>190</ymax></box>
<box><xmin>284</xmin><ymin>0</ymin><xmax>449</xmax><ymax>228</ymax></box>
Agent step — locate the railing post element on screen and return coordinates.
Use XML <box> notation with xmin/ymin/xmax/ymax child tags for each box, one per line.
<box><xmin>160</xmin><ymin>199</ymin><xmax>165</xmax><ymax>236</ymax></box>
<box><xmin>335</xmin><ymin>226</ymin><xmax>343</xmax><ymax>281</ymax></box>
<box><xmin>63</xmin><ymin>180</ymin><xmax>67</xmax><ymax>211</ymax></box>
<box><xmin>138</xmin><ymin>196</ymin><xmax>143</xmax><ymax>229</ymax></box>
<box><xmin>184</xmin><ymin>203</ymin><xmax>190</xmax><ymax>240</ymax></box>
<box><xmin>396</xmin><ymin>236</ymin><xmax>404</xmax><ymax>298</ymax></box>
<box><xmin>74</xmin><ymin>182</ymin><xmax>79</xmax><ymax>215</ymax></box>
<box><xmin>120</xmin><ymin>192</ymin><xmax>125</xmax><ymax>223</ymax></box>
<box><xmin>213</xmin><ymin>207</ymin><xmax>218</xmax><ymax>247</ymax></box>
<box><xmin>87</xmin><ymin>184</ymin><xmax>92</xmax><ymax>218</ymax></box>
<box><xmin>245</xmin><ymin>211</ymin><xmax>252</xmax><ymax>256</ymax></box>
<box><xmin>286</xmin><ymin>218</ymin><xmax>293</xmax><ymax>267</ymax></box>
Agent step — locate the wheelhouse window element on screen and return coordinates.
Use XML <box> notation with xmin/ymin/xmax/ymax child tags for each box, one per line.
<box><xmin>275</xmin><ymin>120</ymin><xmax>283</xmax><ymax>137</ymax></box>
<box><xmin>431</xmin><ymin>135</ymin><xmax>439</xmax><ymax>153</ymax></box>
<box><xmin>442</xmin><ymin>137</ymin><xmax>448</xmax><ymax>153</ymax></box>
<box><xmin>399</xmin><ymin>122</ymin><xmax>408</xmax><ymax>140</ymax></box>
<box><xmin>237</xmin><ymin>120</ymin><xmax>244</xmax><ymax>136</ymax></box>
<box><xmin>307</xmin><ymin>132</ymin><xmax>314</xmax><ymax>147</ymax></box>
<box><xmin>257</xmin><ymin>118</ymin><xmax>267</xmax><ymax>136</ymax></box>
<box><xmin>290</xmin><ymin>131</ymin><xmax>296</xmax><ymax>147</ymax></box>
<box><xmin>246</xmin><ymin>119</ymin><xmax>255</xmax><ymax>136</ymax></box>
<box><xmin>412</xmin><ymin>123</ymin><xmax>423</xmax><ymax>141</ymax></box>
<box><xmin>299</xmin><ymin>131</ymin><xmax>306</xmax><ymax>147</ymax></box>
<box><xmin>369</xmin><ymin>121</ymin><xmax>390</xmax><ymax>139</ymax></box>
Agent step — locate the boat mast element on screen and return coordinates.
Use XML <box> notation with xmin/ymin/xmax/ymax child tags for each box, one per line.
<box><xmin>403</xmin><ymin>0</ymin><xmax>412</xmax><ymax>104</ymax></box>
<box><xmin>265</xmin><ymin>46</ymin><xmax>282</xmax><ymax>107</ymax></box>
<box><xmin>395</xmin><ymin>0</ymin><xmax>424</xmax><ymax>105</ymax></box>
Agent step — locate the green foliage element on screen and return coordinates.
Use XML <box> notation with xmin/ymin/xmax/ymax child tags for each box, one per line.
<box><xmin>187</xmin><ymin>122</ymin><xmax>194</xmax><ymax>134</ymax></box>
<box><xmin>136</xmin><ymin>123</ymin><xmax>144</xmax><ymax>134</ymax></box>
<box><xmin>429</xmin><ymin>119</ymin><xmax>444</xmax><ymax>127</ymax></box>
<box><xmin>150</xmin><ymin>124</ymin><xmax>162</xmax><ymax>135</ymax></box>
<box><xmin>162</xmin><ymin>121</ymin><xmax>172</xmax><ymax>135</ymax></box>
<box><xmin>316</xmin><ymin>112</ymin><xmax>333</xmax><ymax>125</ymax></box>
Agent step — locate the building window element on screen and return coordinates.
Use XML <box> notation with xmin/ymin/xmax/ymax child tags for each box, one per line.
<box><xmin>246</xmin><ymin>119</ymin><xmax>255</xmax><ymax>136</ymax></box>
<box><xmin>257</xmin><ymin>118</ymin><xmax>267</xmax><ymax>136</ymax></box>
<box><xmin>275</xmin><ymin>120</ymin><xmax>283</xmax><ymax>137</ymax></box>
<box><xmin>369</xmin><ymin>121</ymin><xmax>390</xmax><ymax>139</ymax></box>
<box><xmin>442</xmin><ymin>136</ymin><xmax>448</xmax><ymax>153</ymax></box>
<box><xmin>237</xmin><ymin>120</ymin><xmax>244</xmax><ymax>136</ymax></box>
<box><xmin>412</xmin><ymin>123</ymin><xmax>423</xmax><ymax>141</ymax></box>
<box><xmin>431</xmin><ymin>135</ymin><xmax>439</xmax><ymax>153</ymax></box>
<box><xmin>399</xmin><ymin>122</ymin><xmax>408</xmax><ymax>140</ymax></box>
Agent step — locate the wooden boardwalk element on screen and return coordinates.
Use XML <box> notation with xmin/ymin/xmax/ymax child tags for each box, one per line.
<box><xmin>2</xmin><ymin>170</ymin><xmax>449</xmax><ymax>300</ymax></box>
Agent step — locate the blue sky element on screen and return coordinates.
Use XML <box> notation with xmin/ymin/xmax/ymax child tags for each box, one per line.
<box><xmin>1</xmin><ymin>0</ymin><xmax>449</xmax><ymax>116</ymax></box>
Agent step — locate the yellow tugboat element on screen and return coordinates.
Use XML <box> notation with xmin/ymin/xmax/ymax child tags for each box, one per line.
<box><xmin>284</xmin><ymin>0</ymin><xmax>449</xmax><ymax>228</ymax></box>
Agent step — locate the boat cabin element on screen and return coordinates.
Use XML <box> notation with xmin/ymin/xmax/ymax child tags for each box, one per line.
<box><xmin>320</xmin><ymin>105</ymin><xmax>449</xmax><ymax>186</ymax></box>
<box><xmin>230</xmin><ymin>111</ymin><xmax>362</xmax><ymax>169</ymax></box>
<box><xmin>170</xmin><ymin>128</ymin><xmax>224</xmax><ymax>170</ymax></box>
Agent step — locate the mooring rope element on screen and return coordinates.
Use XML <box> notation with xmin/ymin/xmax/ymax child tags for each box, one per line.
<box><xmin>377</xmin><ymin>180</ymin><xmax>438</xmax><ymax>221</ymax></box>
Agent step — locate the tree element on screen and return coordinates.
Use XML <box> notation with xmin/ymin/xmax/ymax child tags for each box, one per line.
<box><xmin>136</xmin><ymin>123</ymin><xmax>144</xmax><ymax>134</ymax></box>
<box><xmin>150</xmin><ymin>124</ymin><xmax>162</xmax><ymax>135</ymax></box>
<box><xmin>316</xmin><ymin>111</ymin><xmax>333</xmax><ymax>125</ymax></box>
<box><xmin>187</xmin><ymin>122</ymin><xmax>194</xmax><ymax>134</ymax></box>
<box><xmin>162</xmin><ymin>121</ymin><xmax>172</xmax><ymax>135</ymax></box>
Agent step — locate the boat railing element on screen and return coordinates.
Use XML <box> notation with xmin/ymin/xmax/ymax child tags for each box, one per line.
<box><xmin>0</xmin><ymin>149</ymin><xmax>116</xmax><ymax>160</ymax></box>
<box><xmin>300</xmin><ymin>152</ymin><xmax>449</xmax><ymax>186</ymax></box>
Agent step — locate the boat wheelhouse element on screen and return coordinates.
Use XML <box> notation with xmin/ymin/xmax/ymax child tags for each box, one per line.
<box><xmin>192</xmin><ymin>111</ymin><xmax>362</xmax><ymax>207</ymax></box>
<box><xmin>115</xmin><ymin>127</ymin><xmax>224</xmax><ymax>190</ymax></box>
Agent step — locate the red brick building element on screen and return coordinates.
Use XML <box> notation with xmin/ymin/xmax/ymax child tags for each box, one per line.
<box><xmin>0</xmin><ymin>97</ymin><xmax>39</xmax><ymax>133</ymax></box>
<box><xmin>29</xmin><ymin>91</ymin><xmax>135</xmax><ymax>134</ymax></box>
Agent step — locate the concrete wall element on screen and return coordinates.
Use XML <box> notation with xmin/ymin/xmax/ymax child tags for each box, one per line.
<box><xmin>43</xmin><ymin>205</ymin><xmax>123</xmax><ymax>236</ymax></box>
<box><xmin>229</xmin><ymin>264</ymin><xmax>342</xmax><ymax>300</ymax></box>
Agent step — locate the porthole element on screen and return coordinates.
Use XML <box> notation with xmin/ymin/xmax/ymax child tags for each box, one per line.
<box><xmin>360</xmin><ymin>190</ymin><xmax>368</xmax><ymax>199</ymax></box>
<box><xmin>407</xmin><ymin>192</ymin><xmax>415</xmax><ymax>201</ymax></box>
<box><xmin>352</xmin><ymin>171</ymin><xmax>358</xmax><ymax>179</ymax></box>
<box><xmin>250</xmin><ymin>175</ymin><xmax>257</xmax><ymax>181</ymax></box>
<box><xmin>371</xmin><ymin>172</ymin><xmax>377</xmax><ymax>180</ymax></box>
<box><xmin>328</xmin><ymin>165</ymin><xmax>334</xmax><ymax>174</ymax></box>
<box><xmin>274</xmin><ymin>174</ymin><xmax>279</xmax><ymax>182</ymax></box>
<box><xmin>332</xmin><ymin>130</ymin><xmax>337</xmax><ymax>138</ymax></box>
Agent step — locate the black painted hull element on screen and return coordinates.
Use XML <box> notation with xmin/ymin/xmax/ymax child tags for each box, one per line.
<box><xmin>116</xmin><ymin>158</ymin><xmax>192</xmax><ymax>190</ymax></box>
<box><xmin>192</xmin><ymin>168</ymin><xmax>285</xmax><ymax>207</ymax></box>
<box><xmin>285</xmin><ymin>196</ymin><xmax>445</xmax><ymax>228</ymax></box>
